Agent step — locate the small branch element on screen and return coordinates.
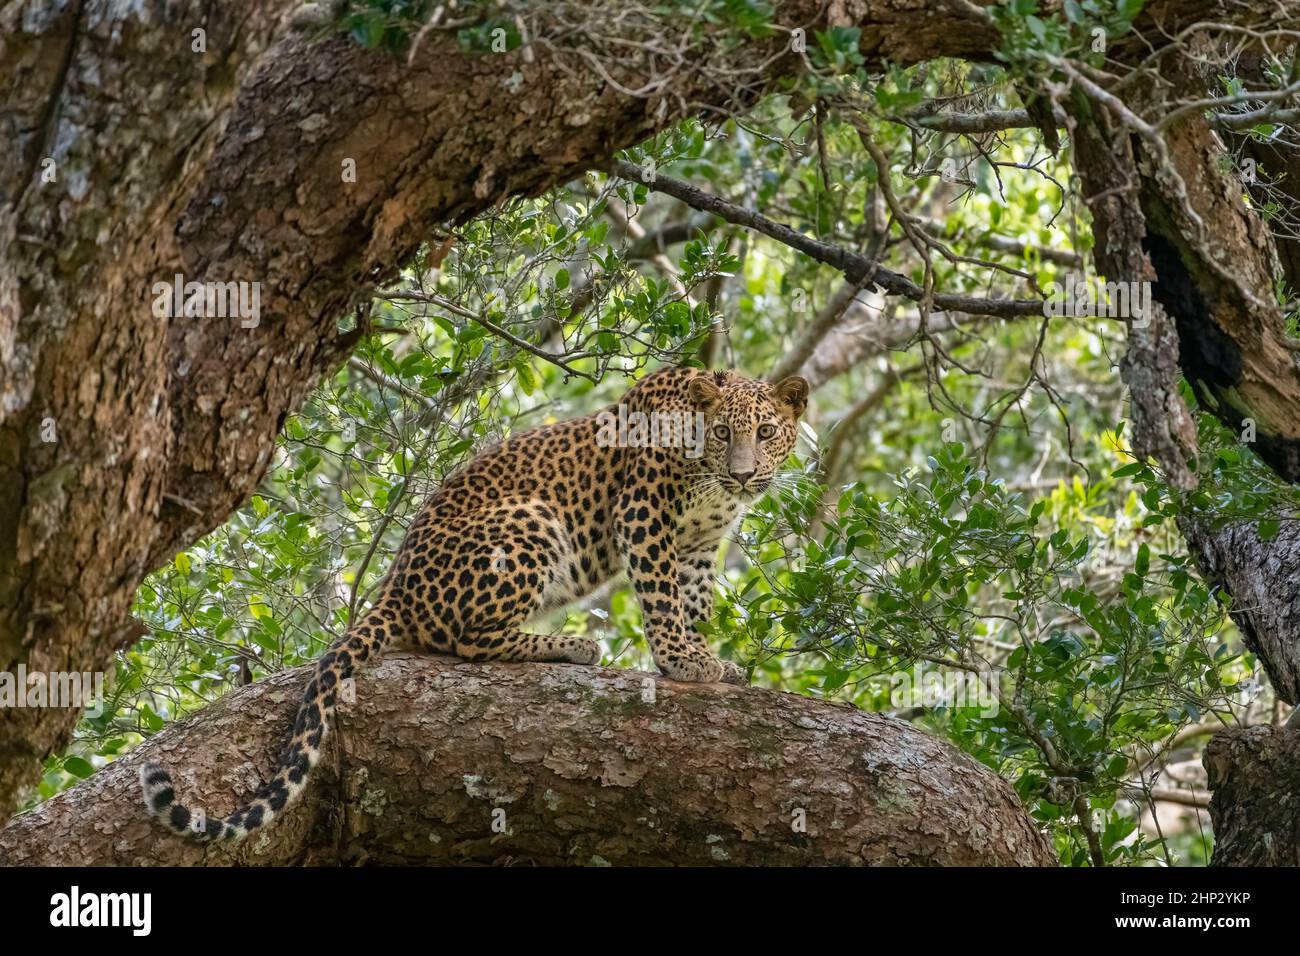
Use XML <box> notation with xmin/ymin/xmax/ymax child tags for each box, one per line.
<box><xmin>624</xmin><ymin>213</ymin><xmax>715</xmax><ymax>260</ymax></box>
<box><xmin>913</xmin><ymin>218</ymin><xmax>1083</xmax><ymax>268</ymax></box>
<box><xmin>347</xmin><ymin>357</ymin><xmax>438</xmax><ymax>412</ymax></box>
<box><xmin>908</xmin><ymin>108</ymin><xmax>1037</xmax><ymax>133</ymax></box>
<box><xmin>766</xmin><ymin>280</ymin><xmax>871</xmax><ymax>383</ymax></box>
<box><xmin>1215</xmin><ymin>105</ymin><xmax>1300</xmax><ymax>130</ymax></box>
<box><xmin>609</xmin><ymin>160</ymin><xmax>1045</xmax><ymax>319</ymax></box>
<box><xmin>819</xmin><ymin>362</ymin><xmax>924</xmax><ymax>487</ymax></box>
<box><xmin>377</xmin><ymin>290</ymin><xmax>596</xmax><ymax>382</ymax></box>
<box><xmin>1073</xmin><ymin>794</ymin><xmax>1107</xmax><ymax>867</ymax></box>
<box><xmin>1148</xmin><ymin>786</ymin><xmax>1211</xmax><ymax>810</ymax></box>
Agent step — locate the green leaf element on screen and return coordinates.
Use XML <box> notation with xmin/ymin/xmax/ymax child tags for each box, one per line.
<box><xmin>141</xmin><ymin>705</ymin><xmax>165</xmax><ymax>733</ymax></box>
<box><xmin>1117</xmin><ymin>0</ymin><xmax>1146</xmax><ymax>21</ymax></box>
<box><xmin>63</xmin><ymin>757</ymin><xmax>96</xmax><ymax>779</ymax></box>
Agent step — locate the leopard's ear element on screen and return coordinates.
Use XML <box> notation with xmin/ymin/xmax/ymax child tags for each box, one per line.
<box><xmin>772</xmin><ymin>375</ymin><xmax>809</xmax><ymax>417</ymax></box>
<box><xmin>688</xmin><ymin>375</ymin><xmax>722</xmax><ymax>410</ymax></box>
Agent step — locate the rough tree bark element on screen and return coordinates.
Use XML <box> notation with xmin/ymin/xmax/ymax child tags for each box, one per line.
<box><xmin>0</xmin><ymin>655</ymin><xmax>1055</xmax><ymax>866</ymax></box>
<box><xmin>1204</xmin><ymin>726</ymin><xmax>1300</xmax><ymax>866</ymax></box>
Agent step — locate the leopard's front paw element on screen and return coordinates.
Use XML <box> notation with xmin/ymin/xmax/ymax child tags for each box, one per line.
<box><xmin>659</xmin><ymin>654</ymin><xmax>724</xmax><ymax>683</ymax></box>
<box><xmin>658</xmin><ymin>654</ymin><xmax>747</xmax><ymax>684</ymax></box>
<box><xmin>719</xmin><ymin>661</ymin><xmax>748</xmax><ymax>685</ymax></box>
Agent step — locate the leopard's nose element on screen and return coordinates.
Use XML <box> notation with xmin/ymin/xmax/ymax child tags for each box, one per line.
<box><xmin>729</xmin><ymin>469</ymin><xmax>755</xmax><ymax>486</ymax></box>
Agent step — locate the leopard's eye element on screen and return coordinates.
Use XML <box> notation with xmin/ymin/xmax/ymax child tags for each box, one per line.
<box><xmin>713</xmin><ymin>424</ymin><xmax>731</xmax><ymax>441</ymax></box>
<box><xmin>757</xmin><ymin>423</ymin><xmax>777</xmax><ymax>440</ymax></box>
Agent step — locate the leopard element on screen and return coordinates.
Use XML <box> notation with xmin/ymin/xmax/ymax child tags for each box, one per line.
<box><xmin>140</xmin><ymin>366</ymin><xmax>809</xmax><ymax>842</ymax></box>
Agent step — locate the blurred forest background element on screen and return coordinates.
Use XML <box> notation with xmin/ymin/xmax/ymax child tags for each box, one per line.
<box><xmin>19</xmin><ymin>1</ymin><xmax>1300</xmax><ymax>867</ymax></box>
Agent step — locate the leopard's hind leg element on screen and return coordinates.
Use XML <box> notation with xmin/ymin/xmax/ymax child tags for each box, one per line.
<box><xmin>420</xmin><ymin>499</ymin><xmax>603</xmax><ymax>666</ymax></box>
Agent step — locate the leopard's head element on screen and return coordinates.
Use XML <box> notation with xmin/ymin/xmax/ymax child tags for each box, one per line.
<box><xmin>688</xmin><ymin>370</ymin><xmax>808</xmax><ymax>501</ymax></box>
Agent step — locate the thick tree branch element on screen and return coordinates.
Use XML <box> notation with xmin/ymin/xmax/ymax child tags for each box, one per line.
<box><xmin>908</xmin><ymin>107</ymin><xmax>1038</xmax><ymax>133</ymax></box>
<box><xmin>0</xmin><ymin>655</ymin><xmax>1055</xmax><ymax>866</ymax></box>
<box><xmin>800</xmin><ymin>305</ymin><xmax>997</xmax><ymax>389</ymax></box>
<box><xmin>1205</xmin><ymin>724</ymin><xmax>1300</xmax><ymax>865</ymax></box>
<box><xmin>1181</xmin><ymin>519</ymin><xmax>1300</xmax><ymax>705</ymax></box>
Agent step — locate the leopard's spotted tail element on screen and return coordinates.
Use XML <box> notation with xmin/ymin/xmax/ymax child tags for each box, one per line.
<box><xmin>140</xmin><ymin>611</ymin><xmax>392</xmax><ymax>842</ymax></box>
